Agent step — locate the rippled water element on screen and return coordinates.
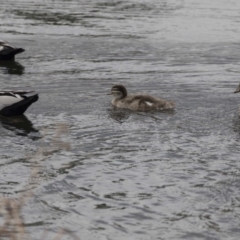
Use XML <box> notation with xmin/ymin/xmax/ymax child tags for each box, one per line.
<box><xmin>1</xmin><ymin>0</ymin><xmax>240</xmax><ymax>239</ymax></box>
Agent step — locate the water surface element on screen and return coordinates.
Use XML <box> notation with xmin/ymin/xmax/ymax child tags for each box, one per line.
<box><xmin>1</xmin><ymin>0</ymin><xmax>240</xmax><ymax>239</ymax></box>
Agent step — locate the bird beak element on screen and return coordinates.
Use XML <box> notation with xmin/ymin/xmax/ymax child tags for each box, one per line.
<box><xmin>107</xmin><ymin>92</ymin><xmax>112</xmax><ymax>95</ymax></box>
<box><xmin>234</xmin><ymin>86</ymin><xmax>240</xmax><ymax>93</ymax></box>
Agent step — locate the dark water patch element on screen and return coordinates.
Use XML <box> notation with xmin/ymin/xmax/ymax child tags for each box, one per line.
<box><xmin>95</xmin><ymin>203</ymin><xmax>113</xmax><ymax>209</ymax></box>
<box><xmin>0</xmin><ymin>61</ymin><xmax>25</xmax><ymax>75</ymax></box>
<box><xmin>0</xmin><ymin>115</ymin><xmax>40</xmax><ymax>140</ymax></box>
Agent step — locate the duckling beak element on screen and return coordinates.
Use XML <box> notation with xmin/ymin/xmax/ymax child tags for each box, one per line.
<box><xmin>234</xmin><ymin>86</ymin><xmax>240</xmax><ymax>93</ymax></box>
<box><xmin>107</xmin><ymin>92</ymin><xmax>112</xmax><ymax>95</ymax></box>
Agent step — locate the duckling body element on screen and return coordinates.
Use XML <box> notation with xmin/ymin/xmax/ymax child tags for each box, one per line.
<box><xmin>0</xmin><ymin>90</ymin><xmax>38</xmax><ymax>116</ymax></box>
<box><xmin>109</xmin><ymin>85</ymin><xmax>174</xmax><ymax>111</ymax></box>
<box><xmin>0</xmin><ymin>40</ymin><xmax>25</xmax><ymax>61</ymax></box>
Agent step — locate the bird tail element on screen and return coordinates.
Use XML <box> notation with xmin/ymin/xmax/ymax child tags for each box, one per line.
<box><xmin>0</xmin><ymin>48</ymin><xmax>25</xmax><ymax>61</ymax></box>
<box><xmin>164</xmin><ymin>101</ymin><xmax>175</xmax><ymax>110</ymax></box>
<box><xmin>13</xmin><ymin>48</ymin><xmax>25</xmax><ymax>55</ymax></box>
<box><xmin>9</xmin><ymin>48</ymin><xmax>25</xmax><ymax>60</ymax></box>
<box><xmin>0</xmin><ymin>94</ymin><xmax>38</xmax><ymax>116</ymax></box>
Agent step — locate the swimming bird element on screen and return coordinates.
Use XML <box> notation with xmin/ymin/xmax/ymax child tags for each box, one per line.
<box><xmin>108</xmin><ymin>84</ymin><xmax>175</xmax><ymax>111</ymax></box>
<box><xmin>234</xmin><ymin>83</ymin><xmax>240</xmax><ymax>94</ymax></box>
<box><xmin>0</xmin><ymin>90</ymin><xmax>38</xmax><ymax>116</ymax></box>
<box><xmin>0</xmin><ymin>40</ymin><xmax>25</xmax><ymax>61</ymax></box>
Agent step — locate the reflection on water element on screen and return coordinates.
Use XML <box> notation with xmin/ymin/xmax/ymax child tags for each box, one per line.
<box><xmin>0</xmin><ymin>115</ymin><xmax>40</xmax><ymax>139</ymax></box>
<box><xmin>107</xmin><ymin>108</ymin><xmax>130</xmax><ymax>123</ymax></box>
<box><xmin>232</xmin><ymin>114</ymin><xmax>240</xmax><ymax>134</ymax></box>
<box><xmin>0</xmin><ymin>61</ymin><xmax>25</xmax><ymax>75</ymax></box>
<box><xmin>108</xmin><ymin>107</ymin><xmax>175</xmax><ymax>123</ymax></box>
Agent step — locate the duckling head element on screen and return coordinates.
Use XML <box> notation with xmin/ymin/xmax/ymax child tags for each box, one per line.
<box><xmin>109</xmin><ymin>85</ymin><xmax>128</xmax><ymax>99</ymax></box>
<box><xmin>234</xmin><ymin>83</ymin><xmax>240</xmax><ymax>93</ymax></box>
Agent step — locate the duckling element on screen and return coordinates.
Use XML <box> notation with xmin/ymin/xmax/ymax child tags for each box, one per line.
<box><xmin>108</xmin><ymin>84</ymin><xmax>175</xmax><ymax>111</ymax></box>
<box><xmin>0</xmin><ymin>90</ymin><xmax>38</xmax><ymax>116</ymax></box>
<box><xmin>0</xmin><ymin>40</ymin><xmax>25</xmax><ymax>61</ymax></box>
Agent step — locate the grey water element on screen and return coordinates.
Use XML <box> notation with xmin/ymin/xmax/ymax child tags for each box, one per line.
<box><xmin>1</xmin><ymin>0</ymin><xmax>240</xmax><ymax>239</ymax></box>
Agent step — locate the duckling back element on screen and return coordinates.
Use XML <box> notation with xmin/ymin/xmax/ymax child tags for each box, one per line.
<box><xmin>136</xmin><ymin>95</ymin><xmax>175</xmax><ymax>111</ymax></box>
<box><xmin>113</xmin><ymin>95</ymin><xmax>175</xmax><ymax>111</ymax></box>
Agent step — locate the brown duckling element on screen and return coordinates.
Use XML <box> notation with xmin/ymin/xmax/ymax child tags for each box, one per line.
<box><xmin>108</xmin><ymin>84</ymin><xmax>175</xmax><ymax>111</ymax></box>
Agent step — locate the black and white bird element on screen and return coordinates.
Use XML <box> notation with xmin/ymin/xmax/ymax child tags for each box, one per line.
<box><xmin>0</xmin><ymin>90</ymin><xmax>38</xmax><ymax>116</ymax></box>
<box><xmin>0</xmin><ymin>40</ymin><xmax>25</xmax><ymax>61</ymax></box>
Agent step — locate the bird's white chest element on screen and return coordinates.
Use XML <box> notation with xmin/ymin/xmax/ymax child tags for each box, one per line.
<box><xmin>0</xmin><ymin>95</ymin><xmax>23</xmax><ymax>110</ymax></box>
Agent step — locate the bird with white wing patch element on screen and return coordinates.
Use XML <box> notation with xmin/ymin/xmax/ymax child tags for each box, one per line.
<box><xmin>0</xmin><ymin>90</ymin><xmax>38</xmax><ymax>116</ymax></box>
<box><xmin>0</xmin><ymin>40</ymin><xmax>25</xmax><ymax>61</ymax></box>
